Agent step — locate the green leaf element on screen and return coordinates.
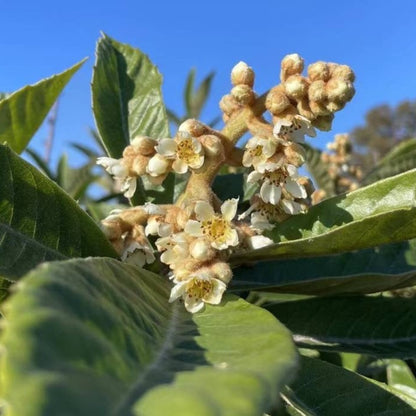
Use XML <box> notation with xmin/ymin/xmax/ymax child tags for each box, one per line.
<box><xmin>232</xmin><ymin>169</ymin><xmax>416</xmax><ymax>264</ymax></box>
<box><xmin>231</xmin><ymin>241</ymin><xmax>416</xmax><ymax>294</ymax></box>
<box><xmin>386</xmin><ymin>359</ymin><xmax>416</xmax><ymax>401</ymax></box>
<box><xmin>212</xmin><ymin>173</ymin><xmax>244</xmax><ymax>201</ymax></box>
<box><xmin>0</xmin><ymin>60</ymin><xmax>85</xmax><ymax>154</ymax></box>
<box><xmin>92</xmin><ymin>33</ymin><xmax>169</xmax><ymax>159</ymax></box>
<box><xmin>361</xmin><ymin>138</ymin><xmax>416</xmax><ymax>185</ymax></box>
<box><xmin>0</xmin><ymin>145</ymin><xmax>117</xmax><ymax>280</ymax></box>
<box><xmin>303</xmin><ymin>143</ymin><xmax>336</xmax><ymax>197</ymax></box>
<box><xmin>266</xmin><ymin>296</ymin><xmax>416</xmax><ymax>358</ymax></box>
<box><xmin>1</xmin><ymin>258</ymin><xmax>298</xmax><ymax>416</ymax></box>
<box><xmin>56</xmin><ymin>154</ymin><xmax>97</xmax><ymax>200</ymax></box>
<box><xmin>282</xmin><ymin>357</ymin><xmax>416</xmax><ymax>415</ymax></box>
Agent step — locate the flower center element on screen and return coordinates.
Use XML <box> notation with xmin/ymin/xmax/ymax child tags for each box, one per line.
<box><xmin>201</xmin><ymin>217</ymin><xmax>229</xmax><ymax>243</ymax></box>
<box><xmin>251</xmin><ymin>145</ymin><xmax>264</xmax><ymax>157</ymax></box>
<box><xmin>176</xmin><ymin>138</ymin><xmax>200</xmax><ymax>164</ymax></box>
<box><xmin>264</xmin><ymin>170</ymin><xmax>285</xmax><ymax>185</ymax></box>
<box><xmin>187</xmin><ymin>278</ymin><xmax>213</xmax><ymax>299</ymax></box>
<box><xmin>258</xmin><ymin>201</ymin><xmax>281</xmax><ymax>220</ymax></box>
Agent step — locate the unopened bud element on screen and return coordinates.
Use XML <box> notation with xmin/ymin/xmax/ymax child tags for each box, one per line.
<box><xmin>310</xmin><ymin>100</ymin><xmax>331</xmax><ymax>116</ymax></box>
<box><xmin>297</xmin><ymin>98</ymin><xmax>314</xmax><ymax>119</ymax></box>
<box><xmin>200</xmin><ymin>134</ymin><xmax>224</xmax><ymax>158</ymax></box>
<box><xmin>179</xmin><ymin>119</ymin><xmax>208</xmax><ymax>137</ymax></box>
<box><xmin>326</xmin><ymin>101</ymin><xmax>345</xmax><ymax>113</ymax></box>
<box><xmin>307</xmin><ymin>61</ymin><xmax>330</xmax><ymax>82</ymax></box>
<box><xmin>308</xmin><ymin>80</ymin><xmax>327</xmax><ymax>102</ymax></box>
<box><xmin>231</xmin><ymin>61</ymin><xmax>255</xmax><ymax>87</ymax></box>
<box><xmin>210</xmin><ymin>261</ymin><xmax>233</xmax><ymax>284</ymax></box>
<box><xmin>330</xmin><ymin>64</ymin><xmax>355</xmax><ymax>82</ymax></box>
<box><xmin>284</xmin><ymin>143</ymin><xmax>306</xmax><ymax>167</ymax></box>
<box><xmin>131</xmin><ymin>155</ymin><xmax>149</xmax><ymax>176</ymax></box>
<box><xmin>219</xmin><ymin>94</ymin><xmax>240</xmax><ymax>115</ymax></box>
<box><xmin>312</xmin><ymin>114</ymin><xmax>334</xmax><ymax>131</ymax></box>
<box><xmin>265</xmin><ymin>86</ymin><xmax>290</xmax><ymax>115</ymax></box>
<box><xmin>231</xmin><ymin>85</ymin><xmax>255</xmax><ymax>105</ymax></box>
<box><xmin>326</xmin><ymin>79</ymin><xmax>355</xmax><ymax>102</ymax></box>
<box><xmin>284</xmin><ymin>75</ymin><xmax>308</xmax><ymax>99</ymax></box>
<box><xmin>129</xmin><ymin>135</ymin><xmax>157</xmax><ymax>156</ymax></box>
<box><xmin>281</xmin><ymin>53</ymin><xmax>304</xmax><ymax>82</ymax></box>
<box><xmin>189</xmin><ymin>239</ymin><xmax>216</xmax><ymax>261</ymax></box>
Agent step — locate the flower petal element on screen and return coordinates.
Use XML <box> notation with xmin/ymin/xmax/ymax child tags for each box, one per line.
<box><xmin>147</xmin><ymin>154</ymin><xmax>170</xmax><ymax>176</ymax></box>
<box><xmin>195</xmin><ymin>201</ymin><xmax>215</xmax><ymax>221</ymax></box>
<box><xmin>260</xmin><ymin>182</ymin><xmax>282</xmax><ymax>205</ymax></box>
<box><xmin>285</xmin><ymin>178</ymin><xmax>307</xmax><ymax>199</ymax></box>
<box><xmin>221</xmin><ymin>198</ymin><xmax>238</xmax><ymax>221</ymax></box>
<box><xmin>204</xmin><ymin>279</ymin><xmax>226</xmax><ymax>305</ymax></box>
<box><xmin>172</xmin><ymin>158</ymin><xmax>189</xmax><ymax>174</ymax></box>
<box><xmin>184</xmin><ymin>295</ymin><xmax>205</xmax><ymax>313</ymax></box>
<box><xmin>122</xmin><ymin>177</ymin><xmax>137</xmax><ymax>198</ymax></box>
<box><xmin>247</xmin><ymin>235</ymin><xmax>274</xmax><ymax>249</ymax></box>
<box><xmin>184</xmin><ymin>220</ymin><xmax>204</xmax><ymax>237</ymax></box>
<box><xmin>169</xmin><ymin>280</ymin><xmax>188</xmax><ymax>302</ymax></box>
<box><xmin>156</xmin><ymin>138</ymin><xmax>176</xmax><ymax>157</ymax></box>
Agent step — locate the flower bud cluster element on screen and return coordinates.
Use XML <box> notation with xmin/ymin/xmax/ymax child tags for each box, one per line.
<box><xmin>319</xmin><ymin>133</ymin><xmax>362</xmax><ymax>197</ymax></box>
<box><xmin>267</xmin><ymin>54</ymin><xmax>355</xmax><ymax>131</ymax></box>
<box><xmin>100</xmin><ymin>205</ymin><xmax>157</xmax><ymax>267</ymax></box>
<box><xmin>240</xmin><ymin>115</ymin><xmax>315</xmax><ymax>230</ymax></box>
<box><xmin>155</xmin><ymin>199</ymin><xmax>239</xmax><ymax>313</ymax></box>
<box><xmin>220</xmin><ymin>62</ymin><xmax>256</xmax><ymax>121</ymax></box>
<box><xmin>97</xmin><ymin>53</ymin><xmax>356</xmax><ymax>314</ymax></box>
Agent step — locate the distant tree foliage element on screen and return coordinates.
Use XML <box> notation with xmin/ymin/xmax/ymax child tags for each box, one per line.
<box><xmin>350</xmin><ymin>100</ymin><xmax>416</xmax><ymax>172</ymax></box>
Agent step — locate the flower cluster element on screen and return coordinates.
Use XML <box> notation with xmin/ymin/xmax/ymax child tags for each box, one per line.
<box><xmin>97</xmin><ymin>54</ymin><xmax>355</xmax><ymax>313</ymax></box>
<box><xmin>312</xmin><ymin>133</ymin><xmax>363</xmax><ymax>203</ymax></box>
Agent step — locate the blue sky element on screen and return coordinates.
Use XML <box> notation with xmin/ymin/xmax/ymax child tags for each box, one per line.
<box><xmin>1</xmin><ymin>0</ymin><xmax>416</xmax><ymax>166</ymax></box>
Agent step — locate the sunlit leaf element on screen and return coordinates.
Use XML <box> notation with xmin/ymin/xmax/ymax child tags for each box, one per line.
<box><xmin>0</xmin><ymin>60</ymin><xmax>85</xmax><ymax>153</ymax></box>
<box><xmin>1</xmin><ymin>258</ymin><xmax>297</xmax><ymax>416</ymax></box>
<box><xmin>0</xmin><ymin>145</ymin><xmax>117</xmax><ymax>280</ymax></box>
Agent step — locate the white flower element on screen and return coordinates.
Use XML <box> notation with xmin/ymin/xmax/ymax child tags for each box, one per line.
<box><xmin>146</xmin><ymin>153</ymin><xmax>171</xmax><ymax>177</ymax></box>
<box><xmin>243</xmin><ymin>136</ymin><xmax>278</xmax><ymax>170</ymax></box>
<box><xmin>157</xmin><ymin>132</ymin><xmax>204</xmax><ymax>174</ymax></box>
<box><xmin>169</xmin><ymin>272</ymin><xmax>227</xmax><ymax>313</ymax></box>
<box><xmin>156</xmin><ymin>232</ymin><xmax>190</xmax><ymax>265</ymax></box>
<box><xmin>97</xmin><ymin>157</ymin><xmax>137</xmax><ymax>198</ymax></box>
<box><xmin>248</xmin><ymin>165</ymin><xmax>307</xmax><ymax>205</ymax></box>
<box><xmin>185</xmin><ymin>199</ymin><xmax>239</xmax><ymax>250</ymax></box>
<box><xmin>121</xmin><ymin>240</ymin><xmax>155</xmax><ymax>267</ymax></box>
<box><xmin>273</xmin><ymin>115</ymin><xmax>316</xmax><ymax>143</ymax></box>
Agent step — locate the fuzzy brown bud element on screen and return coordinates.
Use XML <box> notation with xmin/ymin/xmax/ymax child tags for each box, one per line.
<box><xmin>331</xmin><ymin>64</ymin><xmax>355</xmax><ymax>82</ymax></box>
<box><xmin>231</xmin><ymin>61</ymin><xmax>255</xmax><ymax>87</ymax></box>
<box><xmin>179</xmin><ymin>119</ymin><xmax>208</xmax><ymax>137</ymax></box>
<box><xmin>199</xmin><ymin>134</ymin><xmax>225</xmax><ymax>158</ymax></box>
<box><xmin>297</xmin><ymin>98</ymin><xmax>315</xmax><ymax>120</ymax></box>
<box><xmin>231</xmin><ymin>85</ymin><xmax>255</xmax><ymax>105</ymax></box>
<box><xmin>326</xmin><ymin>101</ymin><xmax>346</xmax><ymax>113</ymax></box>
<box><xmin>265</xmin><ymin>86</ymin><xmax>290</xmax><ymax>115</ymax></box>
<box><xmin>284</xmin><ymin>75</ymin><xmax>309</xmax><ymax>99</ymax></box>
<box><xmin>219</xmin><ymin>94</ymin><xmax>240</xmax><ymax>116</ymax></box>
<box><xmin>210</xmin><ymin>261</ymin><xmax>233</xmax><ymax>284</ymax></box>
<box><xmin>129</xmin><ymin>136</ymin><xmax>157</xmax><ymax>156</ymax></box>
<box><xmin>310</xmin><ymin>100</ymin><xmax>331</xmax><ymax>116</ymax></box>
<box><xmin>308</xmin><ymin>80</ymin><xmax>327</xmax><ymax>102</ymax></box>
<box><xmin>326</xmin><ymin>79</ymin><xmax>355</xmax><ymax>103</ymax></box>
<box><xmin>284</xmin><ymin>143</ymin><xmax>306</xmax><ymax>167</ymax></box>
<box><xmin>280</xmin><ymin>53</ymin><xmax>304</xmax><ymax>82</ymax></box>
<box><xmin>312</xmin><ymin>114</ymin><xmax>334</xmax><ymax>131</ymax></box>
<box><xmin>307</xmin><ymin>62</ymin><xmax>330</xmax><ymax>82</ymax></box>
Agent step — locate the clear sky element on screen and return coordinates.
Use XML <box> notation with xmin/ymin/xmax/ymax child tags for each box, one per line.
<box><xmin>1</xmin><ymin>0</ymin><xmax>416</xmax><ymax>166</ymax></box>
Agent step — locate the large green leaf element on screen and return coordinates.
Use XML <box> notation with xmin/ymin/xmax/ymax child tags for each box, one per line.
<box><xmin>232</xmin><ymin>169</ymin><xmax>416</xmax><ymax>264</ymax></box>
<box><xmin>92</xmin><ymin>33</ymin><xmax>169</xmax><ymax>159</ymax></box>
<box><xmin>266</xmin><ymin>296</ymin><xmax>416</xmax><ymax>358</ymax></box>
<box><xmin>1</xmin><ymin>258</ymin><xmax>297</xmax><ymax>416</ymax></box>
<box><xmin>0</xmin><ymin>145</ymin><xmax>117</xmax><ymax>280</ymax></box>
<box><xmin>361</xmin><ymin>138</ymin><xmax>416</xmax><ymax>185</ymax></box>
<box><xmin>386</xmin><ymin>359</ymin><xmax>416</xmax><ymax>401</ymax></box>
<box><xmin>0</xmin><ymin>60</ymin><xmax>85</xmax><ymax>154</ymax></box>
<box><xmin>282</xmin><ymin>357</ymin><xmax>416</xmax><ymax>415</ymax></box>
<box><xmin>231</xmin><ymin>241</ymin><xmax>416</xmax><ymax>295</ymax></box>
